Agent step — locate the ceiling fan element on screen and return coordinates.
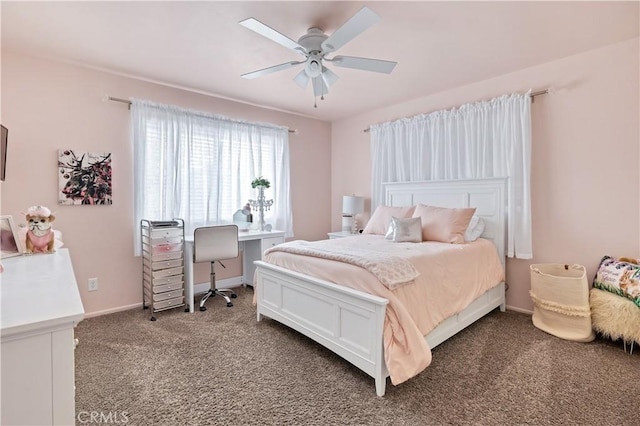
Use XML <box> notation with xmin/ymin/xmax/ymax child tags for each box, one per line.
<box><xmin>239</xmin><ymin>6</ymin><xmax>397</xmax><ymax>107</ymax></box>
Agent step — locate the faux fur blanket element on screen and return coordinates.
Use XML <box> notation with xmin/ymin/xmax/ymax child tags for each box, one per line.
<box><xmin>590</xmin><ymin>288</ymin><xmax>640</xmax><ymax>344</ymax></box>
<box><xmin>264</xmin><ymin>240</ymin><xmax>420</xmax><ymax>289</ymax></box>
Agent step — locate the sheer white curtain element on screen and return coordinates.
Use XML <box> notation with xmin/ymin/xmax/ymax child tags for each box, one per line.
<box><xmin>132</xmin><ymin>99</ymin><xmax>293</xmax><ymax>255</ymax></box>
<box><xmin>370</xmin><ymin>91</ymin><xmax>532</xmax><ymax>259</ymax></box>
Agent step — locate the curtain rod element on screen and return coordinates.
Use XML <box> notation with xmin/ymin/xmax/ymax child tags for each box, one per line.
<box><xmin>105</xmin><ymin>96</ymin><xmax>297</xmax><ymax>134</ymax></box>
<box><xmin>362</xmin><ymin>89</ymin><xmax>549</xmax><ymax>133</ymax></box>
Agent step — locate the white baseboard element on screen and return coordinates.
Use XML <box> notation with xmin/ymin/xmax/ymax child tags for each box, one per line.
<box><xmin>84</xmin><ymin>303</ymin><xmax>141</xmax><ymax>319</ymax></box>
<box><xmin>85</xmin><ymin>276</ymin><xmax>247</xmax><ymax>318</ymax></box>
<box><xmin>506</xmin><ymin>304</ymin><xmax>533</xmax><ymax>315</ymax></box>
<box><xmin>85</xmin><ymin>281</ymin><xmax>528</xmax><ymax>318</ymax></box>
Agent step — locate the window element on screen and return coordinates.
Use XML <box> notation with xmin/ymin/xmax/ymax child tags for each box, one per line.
<box><xmin>131</xmin><ymin>99</ymin><xmax>292</xmax><ymax>255</ymax></box>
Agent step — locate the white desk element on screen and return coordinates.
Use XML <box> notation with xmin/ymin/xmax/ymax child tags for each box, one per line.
<box><xmin>184</xmin><ymin>229</ymin><xmax>285</xmax><ymax>312</ymax></box>
<box><xmin>1</xmin><ymin>249</ymin><xmax>85</xmax><ymax>426</ymax></box>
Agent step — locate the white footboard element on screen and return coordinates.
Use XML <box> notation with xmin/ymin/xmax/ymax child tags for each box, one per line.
<box><xmin>255</xmin><ymin>261</ymin><xmax>390</xmax><ymax>396</ymax></box>
<box><xmin>256</xmin><ymin>260</ymin><xmax>506</xmax><ymax>397</ymax></box>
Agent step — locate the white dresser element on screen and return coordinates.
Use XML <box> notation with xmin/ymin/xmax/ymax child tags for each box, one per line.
<box><xmin>1</xmin><ymin>249</ymin><xmax>85</xmax><ymax>426</ymax></box>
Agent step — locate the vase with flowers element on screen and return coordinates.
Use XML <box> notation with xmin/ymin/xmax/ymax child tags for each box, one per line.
<box><xmin>248</xmin><ymin>177</ymin><xmax>274</xmax><ymax>231</ymax></box>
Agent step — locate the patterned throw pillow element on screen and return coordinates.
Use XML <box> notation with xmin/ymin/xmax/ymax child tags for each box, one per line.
<box><xmin>593</xmin><ymin>256</ymin><xmax>640</xmax><ymax>307</ymax></box>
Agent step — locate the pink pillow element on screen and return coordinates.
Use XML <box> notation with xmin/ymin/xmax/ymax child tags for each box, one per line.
<box><xmin>412</xmin><ymin>204</ymin><xmax>476</xmax><ymax>244</ymax></box>
<box><xmin>363</xmin><ymin>205</ymin><xmax>415</xmax><ymax>235</ymax></box>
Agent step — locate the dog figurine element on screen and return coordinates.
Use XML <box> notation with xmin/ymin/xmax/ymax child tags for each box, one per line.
<box><xmin>24</xmin><ymin>205</ymin><xmax>57</xmax><ymax>254</ymax></box>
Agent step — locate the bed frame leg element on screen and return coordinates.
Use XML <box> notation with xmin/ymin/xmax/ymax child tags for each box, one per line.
<box><xmin>257</xmin><ymin>312</ymin><xmax>263</xmax><ymax>322</ymax></box>
<box><xmin>375</xmin><ymin>377</ymin><xmax>386</xmax><ymax>397</ymax></box>
<box><xmin>499</xmin><ymin>302</ymin><xmax>506</xmax><ymax>312</ymax></box>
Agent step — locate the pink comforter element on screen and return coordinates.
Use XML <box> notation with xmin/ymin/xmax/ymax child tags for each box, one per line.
<box><xmin>261</xmin><ymin>235</ymin><xmax>505</xmax><ymax>385</ymax></box>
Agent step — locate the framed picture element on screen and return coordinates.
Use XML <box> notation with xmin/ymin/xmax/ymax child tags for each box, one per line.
<box><xmin>58</xmin><ymin>149</ymin><xmax>113</xmax><ymax>205</ymax></box>
<box><xmin>1</xmin><ymin>215</ymin><xmax>24</xmax><ymax>258</ymax></box>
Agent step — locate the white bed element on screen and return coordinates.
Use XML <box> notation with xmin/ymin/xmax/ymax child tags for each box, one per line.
<box><xmin>254</xmin><ymin>178</ymin><xmax>507</xmax><ymax>396</ymax></box>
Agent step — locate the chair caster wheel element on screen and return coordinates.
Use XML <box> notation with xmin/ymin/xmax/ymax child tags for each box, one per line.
<box><xmin>227</xmin><ymin>302</ymin><xmax>233</xmax><ymax>307</ymax></box>
<box><xmin>150</xmin><ymin>316</ymin><xmax>156</xmax><ymax>321</ymax></box>
<box><xmin>231</xmin><ymin>294</ymin><xmax>237</xmax><ymax>299</ymax></box>
<box><xmin>199</xmin><ymin>306</ymin><xmax>207</xmax><ymax>311</ymax></box>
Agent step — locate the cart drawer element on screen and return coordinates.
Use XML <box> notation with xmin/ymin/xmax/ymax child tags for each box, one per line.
<box><xmin>153</xmin><ymin>282</ymin><xmax>184</xmax><ymax>294</ymax></box>
<box><xmin>145</xmin><ymin>242</ymin><xmax>183</xmax><ymax>254</ymax></box>
<box><xmin>147</xmin><ymin>258</ymin><xmax>183</xmax><ymax>271</ymax></box>
<box><xmin>153</xmin><ymin>228</ymin><xmax>182</xmax><ymax>238</ymax></box>
<box><xmin>146</xmin><ymin>251</ymin><xmax>183</xmax><ymax>262</ymax></box>
<box><xmin>153</xmin><ymin>289</ymin><xmax>184</xmax><ymax>301</ymax></box>
<box><xmin>152</xmin><ymin>266</ymin><xmax>183</xmax><ymax>278</ymax></box>
<box><xmin>154</xmin><ymin>296</ymin><xmax>185</xmax><ymax>310</ymax></box>
<box><xmin>145</xmin><ymin>274</ymin><xmax>183</xmax><ymax>286</ymax></box>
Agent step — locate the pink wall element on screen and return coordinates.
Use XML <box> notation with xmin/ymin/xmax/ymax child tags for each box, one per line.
<box><xmin>331</xmin><ymin>38</ymin><xmax>640</xmax><ymax>312</ymax></box>
<box><xmin>2</xmin><ymin>38</ymin><xmax>637</xmax><ymax>316</ymax></box>
<box><xmin>0</xmin><ymin>51</ymin><xmax>332</xmax><ymax>316</ymax></box>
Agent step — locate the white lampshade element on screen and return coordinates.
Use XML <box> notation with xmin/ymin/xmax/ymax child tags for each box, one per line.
<box><xmin>342</xmin><ymin>195</ymin><xmax>365</xmax><ymax>215</ymax></box>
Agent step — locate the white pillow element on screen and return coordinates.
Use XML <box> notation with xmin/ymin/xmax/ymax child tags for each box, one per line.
<box><xmin>384</xmin><ymin>216</ymin><xmax>422</xmax><ymax>243</ymax></box>
<box><xmin>464</xmin><ymin>215</ymin><xmax>485</xmax><ymax>242</ymax></box>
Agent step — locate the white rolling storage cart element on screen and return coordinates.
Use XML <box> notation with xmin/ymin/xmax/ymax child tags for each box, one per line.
<box><xmin>141</xmin><ymin>219</ymin><xmax>186</xmax><ymax>321</ymax></box>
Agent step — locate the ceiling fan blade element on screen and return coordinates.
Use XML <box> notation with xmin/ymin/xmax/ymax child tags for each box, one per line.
<box><xmin>241</xmin><ymin>61</ymin><xmax>303</xmax><ymax>79</ymax></box>
<box><xmin>321</xmin><ymin>66</ymin><xmax>339</xmax><ymax>87</ymax></box>
<box><xmin>332</xmin><ymin>55</ymin><xmax>397</xmax><ymax>74</ymax></box>
<box><xmin>239</xmin><ymin>18</ymin><xmax>306</xmax><ymax>56</ymax></box>
<box><xmin>293</xmin><ymin>69</ymin><xmax>309</xmax><ymax>88</ymax></box>
<box><xmin>321</xmin><ymin>6</ymin><xmax>381</xmax><ymax>54</ymax></box>
<box><xmin>312</xmin><ymin>76</ymin><xmax>329</xmax><ymax>98</ymax></box>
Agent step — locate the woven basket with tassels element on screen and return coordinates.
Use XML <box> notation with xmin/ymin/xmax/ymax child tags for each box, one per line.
<box><xmin>529</xmin><ymin>263</ymin><xmax>595</xmax><ymax>342</ymax></box>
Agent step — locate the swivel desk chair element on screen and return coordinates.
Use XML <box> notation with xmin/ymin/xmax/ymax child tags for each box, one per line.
<box><xmin>193</xmin><ymin>224</ymin><xmax>239</xmax><ymax>310</ymax></box>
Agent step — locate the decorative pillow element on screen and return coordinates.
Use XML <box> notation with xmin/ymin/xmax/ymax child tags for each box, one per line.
<box><xmin>412</xmin><ymin>204</ymin><xmax>476</xmax><ymax>244</ymax></box>
<box><xmin>363</xmin><ymin>205</ymin><xmax>415</xmax><ymax>235</ymax></box>
<box><xmin>464</xmin><ymin>214</ymin><xmax>485</xmax><ymax>242</ymax></box>
<box><xmin>384</xmin><ymin>216</ymin><xmax>422</xmax><ymax>243</ymax></box>
<box><xmin>593</xmin><ymin>255</ymin><xmax>640</xmax><ymax>307</ymax></box>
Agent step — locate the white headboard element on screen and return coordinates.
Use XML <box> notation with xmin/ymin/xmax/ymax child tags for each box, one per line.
<box><xmin>384</xmin><ymin>178</ymin><xmax>507</xmax><ymax>262</ymax></box>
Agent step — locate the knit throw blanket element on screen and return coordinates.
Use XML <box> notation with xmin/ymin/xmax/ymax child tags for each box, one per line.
<box><xmin>264</xmin><ymin>240</ymin><xmax>419</xmax><ymax>290</ymax></box>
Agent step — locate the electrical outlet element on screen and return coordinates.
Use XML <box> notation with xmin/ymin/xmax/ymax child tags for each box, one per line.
<box><xmin>88</xmin><ymin>278</ymin><xmax>99</xmax><ymax>292</ymax></box>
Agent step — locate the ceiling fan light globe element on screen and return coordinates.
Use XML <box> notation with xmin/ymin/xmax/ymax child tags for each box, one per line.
<box><xmin>305</xmin><ymin>59</ymin><xmax>322</xmax><ymax>78</ymax></box>
<box><xmin>321</xmin><ymin>66</ymin><xmax>339</xmax><ymax>87</ymax></box>
<box><xmin>293</xmin><ymin>70</ymin><xmax>309</xmax><ymax>88</ymax></box>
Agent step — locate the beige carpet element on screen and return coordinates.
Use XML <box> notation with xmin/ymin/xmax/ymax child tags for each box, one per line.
<box><xmin>75</xmin><ymin>286</ymin><xmax>638</xmax><ymax>425</ymax></box>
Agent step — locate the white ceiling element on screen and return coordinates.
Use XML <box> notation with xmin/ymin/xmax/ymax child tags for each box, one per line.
<box><xmin>2</xmin><ymin>1</ymin><xmax>638</xmax><ymax>122</ymax></box>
